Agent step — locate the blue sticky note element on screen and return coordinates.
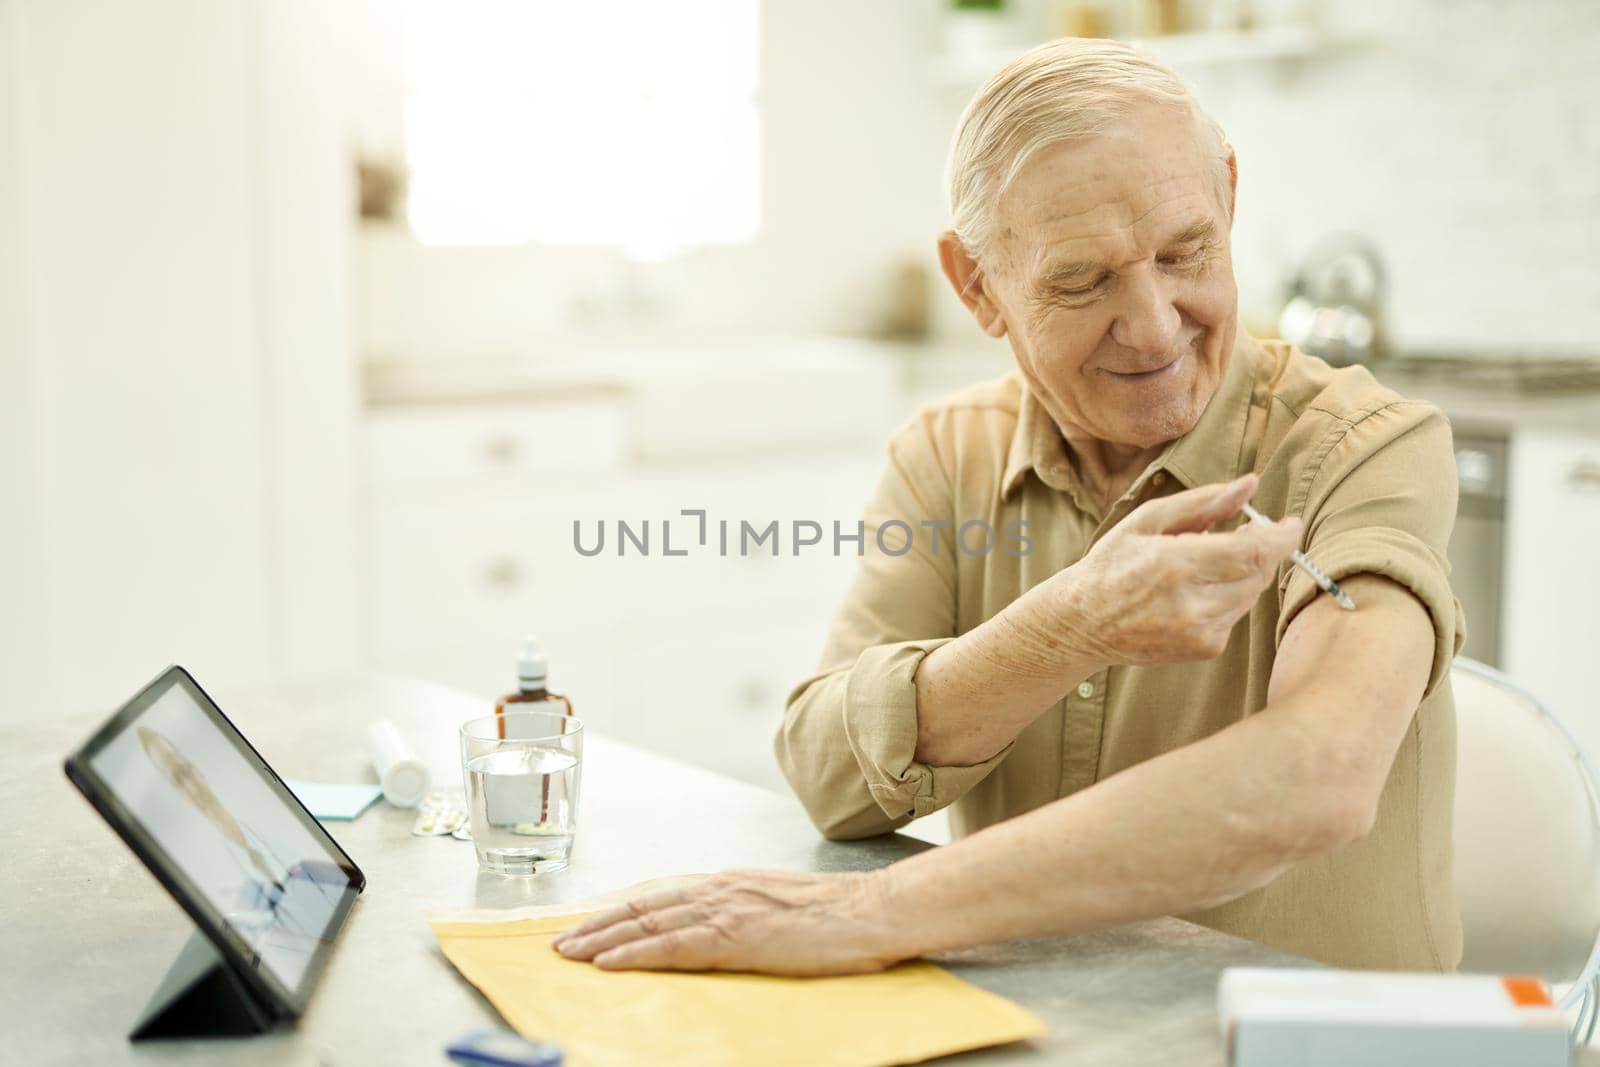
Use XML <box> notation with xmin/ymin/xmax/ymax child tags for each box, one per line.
<box><xmin>283</xmin><ymin>778</ymin><xmax>383</xmax><ymax>820</ymax></box>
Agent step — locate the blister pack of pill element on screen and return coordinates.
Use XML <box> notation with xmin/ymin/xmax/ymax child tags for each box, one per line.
<box><xmin>412</xmin><ymin>789</ymin><xmax>472</xmax><ymax>840</ymax></box>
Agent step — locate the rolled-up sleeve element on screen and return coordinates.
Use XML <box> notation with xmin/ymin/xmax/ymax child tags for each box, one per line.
<box><xmin>775</xmin><ymin>412</ymin><xmax>1014</xmax><ymax>840</ymax></box>
<box><xmin>1276</xmin><ymin>400</ymin><xmax>1468</xmax><ymax>703</ymax></box>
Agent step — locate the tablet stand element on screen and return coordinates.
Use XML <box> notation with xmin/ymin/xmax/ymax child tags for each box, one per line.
<box><xmin>130</xmin><ymin>929</ymin><xmax>276</xmax><ymax>1040</ymax></box>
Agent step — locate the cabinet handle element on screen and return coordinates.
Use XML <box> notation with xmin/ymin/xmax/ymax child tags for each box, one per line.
<box><xmin>1570</xmin><ymin>459</ymin><xmax>1600</xmax><ymax>493</ymax></box>
<box><xmin>484</xmin><ymin>435</ymin><xmax>519</xmax><ymax>464</ymax></box>
<box><xmin>483</xmin><ymin>557</ymin><xmax>523</xmax><ymax>590</ymax></box>
<box><xmin>736</xmin><ymin>679</ymin><xmax>769</xmax><ymax>711</ymax></box>
<box><xmin>1455</xmin><ymin>449</ymin><xmax>1496</xmax><ymax>495</ymax></box>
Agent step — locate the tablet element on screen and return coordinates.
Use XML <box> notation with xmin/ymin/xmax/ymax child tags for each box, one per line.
<box><xmin>64</xmin><ymin>665</ymin><xmax>365</xmax><ymax>1020</ymax></box>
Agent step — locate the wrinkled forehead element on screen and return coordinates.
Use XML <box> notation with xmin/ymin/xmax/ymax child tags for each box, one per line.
<box><xmin>992</xmin><ymin>109</ymin><xmax>1222</xmax><ymax>271</ymax></box>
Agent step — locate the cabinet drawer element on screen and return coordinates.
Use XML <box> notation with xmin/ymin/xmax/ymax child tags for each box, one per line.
<box><xmin>366</xmin><ymin>400</ymin><xmax>626</xmax><ymax>488</ymax></box>
<box><xmin>602</xmin><ymin>612</ymin><xmax>832</xmax><ymax>794</ymax></box>
<box><xmin>368</xmin><ymin>494</ymin><xmax>859</xmax><ymax>658</ymax></box>
<box><xmin>368</xmin><ymin>485</ymin><xmax>628</xmax><ymax>656</ymax></box>
<box><xmin>1504</xmin><ymin>427</ymin><xmax>1600</xmax><ymax>755</ymax></box>
<box><xmin>368</xmin><ymin>454</ymin><xmax>876</xmax><ymax>650</ymax></box>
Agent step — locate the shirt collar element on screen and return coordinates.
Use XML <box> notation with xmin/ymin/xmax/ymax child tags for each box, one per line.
<box><xmin>1001</xmin><ymin>328</ymin><xmax>1261</xmax><ymax>502</ymax></box>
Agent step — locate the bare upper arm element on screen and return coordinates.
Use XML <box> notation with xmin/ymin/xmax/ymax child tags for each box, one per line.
<box><xmin>1263</xmin><ymin>572</ymin><xmax>1436</xmax><ymax>824</ymax></box>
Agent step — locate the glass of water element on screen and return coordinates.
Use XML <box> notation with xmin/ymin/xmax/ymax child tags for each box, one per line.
<box><xmin>459</xmin><ymin>711</ymin><xmax>583</xmax><ymax>876</ymax></box>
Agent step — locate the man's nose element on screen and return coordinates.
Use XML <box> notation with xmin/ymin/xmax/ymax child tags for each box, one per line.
<box><xmin>1108</xmin><ymin>270</ymin><xmax>1181</xmax><ymax>355</ymax></box>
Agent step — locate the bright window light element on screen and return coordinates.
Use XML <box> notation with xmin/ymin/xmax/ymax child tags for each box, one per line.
<box><xmin>403</xmin><ymin>0</ymin><xmax>760</xmax><ymax>255</ymax></box>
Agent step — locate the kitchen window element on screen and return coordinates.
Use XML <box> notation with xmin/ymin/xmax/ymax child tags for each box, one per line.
<box><xmin>403</xmin><ymin>0</ymin><xmax>760</xmax><ymax>256</ymax></box>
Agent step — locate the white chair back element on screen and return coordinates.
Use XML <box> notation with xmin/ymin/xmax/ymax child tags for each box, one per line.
<box><xmin>1452</xmin><ymin>658</ymin><xmax>1600</xmax><ymax>981</ymax></box>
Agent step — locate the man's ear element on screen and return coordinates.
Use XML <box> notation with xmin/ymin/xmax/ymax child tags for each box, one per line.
<box><xmin>1222</xmin><ymin>144</ymin><xmax>1238</xmax><ymax>225</ymax></box>
<box><xmin>937</xmin><ymin>231</ymin><xmax>1007</xmax><ymax>339</ymax></box>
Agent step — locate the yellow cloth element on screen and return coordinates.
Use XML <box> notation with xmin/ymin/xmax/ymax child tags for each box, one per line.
<box><xmin>430</xmin><ymin>905</ymin><xmax>1044</xmax><ymax>1067</ymax></box>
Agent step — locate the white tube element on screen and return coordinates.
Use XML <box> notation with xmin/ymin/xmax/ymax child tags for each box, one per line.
<box><xmin>366</xmin><ymin>719</ymin><xmax>430</xmax><ymax>808</ymax></box>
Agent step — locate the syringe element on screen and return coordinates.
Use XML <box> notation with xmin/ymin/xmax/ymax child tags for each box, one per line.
<box><xmin>1239</xmin><ymin>501</ymin><xmax>1356</xmax><ymax>611</ymax></box>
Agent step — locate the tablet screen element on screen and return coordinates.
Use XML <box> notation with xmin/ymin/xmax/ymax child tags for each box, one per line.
<box><xmin>75</xmin><ymin>668</ymin><xmax>361</xmax><ymax>1010</ymax></box>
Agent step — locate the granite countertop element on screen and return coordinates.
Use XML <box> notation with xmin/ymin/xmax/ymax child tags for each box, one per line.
<box><xmin>1369</xmin><ymin>357</ymin><xmax>1600</xmax><ymax>434</ymax></box>
<box><xmin>6</xmin><ymin>675</ymin><xmax>1320</xmax><ymax>1067</ymax></box>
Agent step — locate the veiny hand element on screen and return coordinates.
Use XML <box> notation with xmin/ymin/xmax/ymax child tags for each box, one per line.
<box><xmin>1041</xmin><ymin>473</ymin><xmax>1302</xmax><ymax>666</ymax></box>
<box><xmin>551</xmin><ymin>869</ymin><xmax>907</xmax><ymax>976</ymax></box>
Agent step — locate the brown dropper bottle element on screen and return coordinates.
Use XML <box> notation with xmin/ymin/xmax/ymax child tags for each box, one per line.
<box><xmin>495</xmin><ymin>635</ymin><xmax>573</xmax><ymax>719</ymax></box>
<box><xmin>495</xmin><ymin>636</ymin><xmax>572</xmax><ymax>821</ymax></box>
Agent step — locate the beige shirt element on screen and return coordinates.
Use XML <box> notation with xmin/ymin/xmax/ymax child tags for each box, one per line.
<box><xmin>775</xmin><ymin>330</ymin><xmax>1466</xmax><ymax>971</ymax></box>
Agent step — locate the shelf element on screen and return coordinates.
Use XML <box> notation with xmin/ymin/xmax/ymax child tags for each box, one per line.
<box><xmin>1133</xmin><ymin>24</ymin><xmax>1354</xmax><ymax>65</ymax></box>
<box><xmin>934</xmin><ymin>25</ymin><xmax>1369</xmax><ymax>87</ymax></box>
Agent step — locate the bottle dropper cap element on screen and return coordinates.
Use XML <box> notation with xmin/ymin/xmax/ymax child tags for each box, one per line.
<box><xmin>517</xmin><ymin>635</ymin><xmax>548</xmax><ymax>686</ymax></box>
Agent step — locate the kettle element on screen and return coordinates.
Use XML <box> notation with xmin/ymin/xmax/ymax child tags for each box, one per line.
<box><xmin>1277</xmin><ymin>233</ymin><xmax>1387</xmax><ymax>367</ymax></box>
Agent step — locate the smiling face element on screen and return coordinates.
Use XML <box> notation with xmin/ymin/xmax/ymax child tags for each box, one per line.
<box><xmin>952</xmin><ymin>102</ymin><xmax>1239</xmax><ymax>455</ymax></box>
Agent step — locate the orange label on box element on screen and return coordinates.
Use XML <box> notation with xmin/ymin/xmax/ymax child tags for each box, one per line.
<box><xmin>1502</xmin><ymin>976</ymin><xmax>1553</xmax><ymax>1008</ymax></box>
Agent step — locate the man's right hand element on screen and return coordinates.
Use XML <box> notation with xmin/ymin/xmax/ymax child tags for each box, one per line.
<box><xmin>1040</xmin><ymin>473</ymin><xmax>1303</xmax><ymax>667</ymax></box>
<box><xmin>913</xmin><ymin>472</ymin><xmax>1302</xmax><ymax>767</ymax></box>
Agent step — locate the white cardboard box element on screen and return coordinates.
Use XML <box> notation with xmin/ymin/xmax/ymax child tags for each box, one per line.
<box><xmin>1218</xmin><ymin>967</ymin><xmax>1570</xmax><ymax>1067</ymax></box>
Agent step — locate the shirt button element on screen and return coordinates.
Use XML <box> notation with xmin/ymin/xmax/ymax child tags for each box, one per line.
<box><xmin>1077</xmin><ymin>681</ymin><xmax>1095</xmax><ymax>699</ymax></box>
<box><xmin>1152</xmin><ymin>471</ymin><xmax>1167</xmax><ymax>486</ymax></box>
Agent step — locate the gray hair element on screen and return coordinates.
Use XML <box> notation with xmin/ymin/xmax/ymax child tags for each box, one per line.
<box><xmin>945</xmin><ymin>38</ymin><xmax>1232</xmax><ymax>266</ymax></box>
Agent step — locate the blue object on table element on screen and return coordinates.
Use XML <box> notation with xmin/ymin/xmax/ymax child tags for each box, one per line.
<box><xmin>282</xmin><ymin>778</ymin><xmax>383</xmax><ymax>821</ymax></box>
<box><xmin>445</xmin><ymin>1028</ymin><xmax>563</xmax><ymax>1067</ymax></box>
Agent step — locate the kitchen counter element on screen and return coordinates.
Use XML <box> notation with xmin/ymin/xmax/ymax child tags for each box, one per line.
<box><xmin>362</xmin><ymin>338</ymin><xmax>1599</xmax><ymax>439</ymax></box>
<box><xmin>361</xmin><ymin>336</ymin><xmax>914</xmax><ymax>411</ymax></box>
<box><xmin>5</xmin><ymin>675</ymin><xmax>1331</xmax><ymax>1066</ymax></box>
<box><xmin>362</xmin><ymin>338</ymin><xmax>919</xmax><ymax>463</ymax></box>
<box><xmin>1370</xmin><ymin>366</ymin><xmax>1600</xmax><ymax>435</ymax></box>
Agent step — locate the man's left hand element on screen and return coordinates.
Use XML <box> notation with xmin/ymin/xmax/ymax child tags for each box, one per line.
<box><xmin>552</xmin><ymin>869</ymin><xmax>908</xmax><ymax>975</ymax></box>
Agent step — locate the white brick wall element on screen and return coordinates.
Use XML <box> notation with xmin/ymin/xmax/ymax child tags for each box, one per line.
<box><xmin>1182</xmin><ymin>0</ymin><xmax>1600</xmax><ymax>351</ymax></box>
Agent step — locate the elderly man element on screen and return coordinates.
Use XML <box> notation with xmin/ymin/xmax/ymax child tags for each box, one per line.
<box><xmin>555</xmin><ymin>38</ymin><xmax>1464</xmax><ymax>976</ymax></box>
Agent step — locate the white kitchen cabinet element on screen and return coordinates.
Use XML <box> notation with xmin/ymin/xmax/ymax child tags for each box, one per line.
<box><xmin>0</xmin><ymin>0</ymin><xmax>360</xmax><ymax>721</ymax></box>
<box><xmin>602</xmin><ymin>609</ymin><xmax>833</xmax><ymax>794</ymax></box>
<box><xmin>363</xmin><ymin>397</ymin><xmax>881</xmax><ymax>789</ymax></box>
<box><xmin>367</xmin><ymin>399</ymin><xmax>629</xmax><ymax>490</ymax></box>
<box><xmin>1504</xmin><ymin>427</ymin><xmax>1600</xmax><ymax>756</ymax></box>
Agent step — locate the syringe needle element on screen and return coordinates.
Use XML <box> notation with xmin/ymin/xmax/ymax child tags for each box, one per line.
<box><xmin>1238</xmin><ymin>502</ymin><xmax>1356</xmax><ymax>611</ymax></box>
